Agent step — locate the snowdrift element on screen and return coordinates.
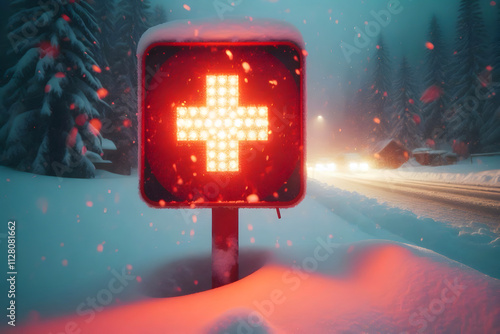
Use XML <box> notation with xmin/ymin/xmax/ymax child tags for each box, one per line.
<box><xmin>10</xmin><ymin>241</ymin><xmax>500</xmax><ymax>333</ymax></box>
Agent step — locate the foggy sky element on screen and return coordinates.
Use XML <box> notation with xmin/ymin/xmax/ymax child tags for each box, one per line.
<box><xmin>153</xmin><ymin>0</ymin><xmax>496</xmax><ymax>153</ymax></box>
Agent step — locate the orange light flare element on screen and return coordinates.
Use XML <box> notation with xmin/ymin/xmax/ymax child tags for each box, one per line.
<box><xmin>225</xmin><ymin>50</ymin><xmax>233</xmax><ymax>60</ymax></box>
<box><xmin>92</xmin><ymin>65</ymin><xmax>102</xmax><ymax>73</ymax></box>
<box><xmin>123</xmin><ymin>119</ymin><xmax>132</xmax><ymax>128</ymax></box>
<box><xmin>425</xmin><ymin>41</ymin><xmax>435</xmax><ymax>50</ymax></box>
<box><xmin>242</xmin><ymin>62</ymin><xmax>251</xmax><ymax>73</ymax></box>
<box><xmin>183</xmin><ymin>4</ymin><xmax>191</xmax><ymax>11</ymax></box>
<box><xmin>420</xmin><ymin>85</ymin><xmax>443</xmax><ymax>103</ymax></box>
<box><xmin>177</xmin><ymin>75</ymin><xmax>269</xmax><ymax>172</ymax></box>
<box><xmin>66</xmin><ymin>127</ymin><xmax>78</xmax><ymax>147</ymax></box>
<box><xmin>97</xmin><ymin>88</ymin><xmax>108</xmax><ymax>99</ymax></box>
<box><xmin>373</xmin><ymin>117</ymin><xmax>381</xmax><ymax>124</ymax></box>
<box><xmin>89</xmin><ymin>119</ymin><xmax>102</xmax><ymax>136</ymax></box>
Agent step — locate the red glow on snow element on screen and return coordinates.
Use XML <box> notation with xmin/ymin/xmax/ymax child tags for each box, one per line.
<box><xmin>376</xmin><ymin>45</ymin><xmax>380</xmax><ymax>50</ymax></box>
<box><xmin>97</xmin><ymin>88</ymin><xmax>109</xmax><ymax>99</ymax></box>
<box><xmin>247</xmin><ymin>224</ymin><xmax>253</xmax><ymax>231</ymax></box>
<box><xmin>192</xmin><ymin>215</ymin><xmax>197</xmax><ymax>223</ymax></box>
<box><xmin>250</xmin><ymin>237</ymin><xmax>255</xmax><ymax>243</ymax></box>
<box><xmin>92</xmin><ymin>65</ymin><xmax>102</xmax><ymax>73</ymax></box>
<box><xmin>413</xmin><ymin>114</ymin><xmax>421</xmax><ymax>125</ymax></box>
<box><xmin>486</xmin><ymin>65</ymin><xmax>493</xmax><ymax>72</ymax></box>
<box><xmin>287</xmin><ymin>240</ymin><xmax>293</xmax><ymax>246</ymax></box>
<box><xmin>89</xmin><ymin>119</ymin><xmax>102</xmax><ymax>135</ymax></box>
<box><xmin>86</xmin><ymin>201</ymin><xmax>93</xmax><ymax>207</ymax></box>
<box><xmin>66</xmin><ymin>127</ymin><xmax>78</xmax><ymax>147</ymax></box>
<box><xmin>55</xmin><ymin>72</ymin><xmax>65</xmax><ymax>78</ymax></box>
<box><xmin>136</xmin><ymin>276</ymin><xmax>142</xmax><ymax>283</ymax></box>
<box><xmin>408</xmin><ymin>98</ymin><xmax>414</xmax><ymax>104</ymax></box>
<box><xmin>123</xmin><ymin>119</ymin><xmax>132</xmax><ymax>128</ymax></box>
<box><xmin>44</xmin><ymin>85</ymin><xmax>51</xmax><ymax>93</ymax></box>
<box><xmin>97</xmin><ymin>244</ymin><xmax>103</xmax><ymax>252</ymax></box>
<box><xmin>61</xmin><ymin>259</ymin><xmax>68</xmax><ymax>266</ymax></box>
<box><xmin>126</xmin><ymin>264</ymin><xmax>133</xmax><ymax>271</ymax></box>
<box><xmin>373</xmin><ymin>117</ymin><xmax>381</xmax><ymax>124</ymax></box>
<box><xmin>183</xmin><ymin>4</ymin><xmax>191</xmax><ymax>11</ymax></box>
<box><xmin>425</xmin><ymin>41</ymin><xmax>435</xmax><ymax>50</ymax></box>
<box><xmin>491</xmin><ymin>1</ymin><xmax>496</xmax><ymax>5</ymax></box>
<box><xmin>61</xmin><ymin>14</ymin><xmax>71</xmax><ymax>22</ymax></box>
<box><xmin>420</xmin><ymin>85</ymin><xmax>443</xmax><ymax>103</ymax></box>
<box><xmin>16</xmin><ymin>242</ymin><xmax>500</xmax><ymax>333</ymax></box>
<box><xmin>75</xmin><ymin>114</ymin><xmax>88</xmax><ymax>126</ymax></box>
<box><xmin>426</xmin><ymin>138</ymin><xmax>436</xmax><ymax>148</ymax></box>
<box><xmin>190</xmin><ymin>229</ymin><xmax>195</xmax><ymax>237</ymax></box>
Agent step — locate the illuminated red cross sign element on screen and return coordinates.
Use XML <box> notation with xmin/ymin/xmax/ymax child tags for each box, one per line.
<box><xmin>177</xmin><ymin>75</ymin><xmax>268</xmax><ymax>172</ymax></box>
<box><xmin>138</xmin><ymin>22</ymin><xmax>305</xmax><ymax>208</ymax></box>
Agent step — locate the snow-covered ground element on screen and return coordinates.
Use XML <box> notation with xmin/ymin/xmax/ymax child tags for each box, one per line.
<box><xmin>363</xmin><ymin>156</ymin><xmax>500</xmax><ymax>187</ymax></box>
<box><xmin>0</xmin><ymin>166</ymin><xmax>499</xmax><ymax>333</ymax></box>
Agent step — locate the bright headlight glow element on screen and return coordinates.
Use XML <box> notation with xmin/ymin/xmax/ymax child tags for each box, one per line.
<box><xmin>349</xmin><ymin>162</ymin><xmax>359</xmax><ymax>171</ymax></box>
<box><xmin>314</xmin><ymin>162</ymin><xmax>336</xmax><ymax>172</ymax></box>
<box><xmin>359</xmin><ymin>162</ymin><xmax>370</xmax><ymax>171</ymax></box>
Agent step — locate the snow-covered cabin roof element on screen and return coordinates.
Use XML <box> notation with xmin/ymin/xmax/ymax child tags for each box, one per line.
<box><xmin>137</xmin><ymin>18</ymin><xmax>305</xmax><ymax>57</ymax></box>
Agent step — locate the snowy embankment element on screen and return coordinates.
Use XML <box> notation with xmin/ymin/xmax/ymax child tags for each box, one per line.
<box><xmin>0</xmin><ymin>166</ymin><xmax>499</xmax><ymax>333</ymax></box>
<box><xmin>364</xmin><ymin>156</ymin><xmax>500</xmax><ymax>187</ymax></box>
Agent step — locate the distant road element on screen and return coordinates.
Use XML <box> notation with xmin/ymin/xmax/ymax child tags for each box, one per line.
<box><xmin>317</xmin><ymin>172</ymin><xmax>500</xmax><ymax>232</ymax></box>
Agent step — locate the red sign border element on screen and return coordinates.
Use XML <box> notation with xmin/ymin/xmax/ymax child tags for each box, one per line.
<box><xmin>139</xmin><ymin>41</ymin><xmax>306</xmax><ymax>208</ymax></box>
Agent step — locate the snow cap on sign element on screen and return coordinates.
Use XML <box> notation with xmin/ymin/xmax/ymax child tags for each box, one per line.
<box><xmin>137</xmin><ymin>18</ymin><xmax>306</xmax><ymax>57</ymax></box>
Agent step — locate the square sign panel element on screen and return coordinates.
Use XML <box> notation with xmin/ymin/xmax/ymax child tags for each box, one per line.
<box><xmin>138</xmin><ymin>19</ymin><xmax>306</xmax><ymax>208</ymax></box>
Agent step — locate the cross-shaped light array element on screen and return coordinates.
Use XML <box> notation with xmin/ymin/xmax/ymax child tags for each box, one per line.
<box><xmin>177</xmin><ymin>75</ymin><xmax>269</xmax><ymax>172</ymax></box>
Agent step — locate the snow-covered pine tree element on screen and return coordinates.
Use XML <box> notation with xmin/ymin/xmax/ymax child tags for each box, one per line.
<box><xmin>389</xmin><ymin>57</ymin><xmax>423</xmax><ymax>150</ymax></box>
<box><xmin>0</xmin><ymin>0</ymin><xmax>106</xmax><ymax>177</ymax></box>
<box><xmin>446</xmin><ymin>0</ymin><xmax>487</xmax><ymax>154</ymax></box>
<box><xmin>365</xmin><ymin>36</ymin><xmax>392</xmax><ymax>146</ymax></box>
<box><xmin>421</xmin><ymin>16</ymin><xmax>449</xmax><ymax>148</ymax></box>
<box><xmin>92</xmin><ymin>0</ymin><xmax>116</xmax><ymax>71</ymax></box>
<box><xmin>347</xmin><ymin>74</ymin><xmax>374</xmax><ymax>152</ymax></box>
<box><xmin>107</xmin><ymin>0</ymin><xmax>153</xmax><ymax>168</ymax></box>
<box><xmin>479</xmin><ymin>5</ymin><xmax>500</xmax><ymax>152</ymax></box>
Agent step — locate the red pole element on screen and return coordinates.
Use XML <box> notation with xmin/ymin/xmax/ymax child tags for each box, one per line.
<box><xmin>212</xmin><ymin>208</ymin><xmax>239</xmax><ymax>288</ymax></box>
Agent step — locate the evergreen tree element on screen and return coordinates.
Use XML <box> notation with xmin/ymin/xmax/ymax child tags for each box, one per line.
<box><xmin>421</xmin><ymin>16</ymin><xmax>449</xmax><ymax>148</ymax></box>
<box><xmin>348</xmin><ymin>75</ymin><xmax>374</xmax><ymax>152</ymax></box>
<box><xmin>365</xmin><ymin>36</ymin><xmax>392</xmax><ymax>146</ymax></box>
<box><xmin>108</xmin><ymin>0</ymin><xmax>154</xmax><ymax>167</ymax></box>
<box><xmin>446</xmin><ymin>0</ymin><xmax>487</xmax><ymax>154</ymax></box>
<box><xmin>0</xmin><ymin>0</ymin><xmax>106</xmax><ymax>177</ymax></box>
<box><xmin>388</xmin><ymin>57</ymin><xmax>423</xmax><ymax>150</ymax></box>
<box><xmin>479</xmin><ymin>6</ymin><xmax>500</xmax><ymax>152</ymax></box>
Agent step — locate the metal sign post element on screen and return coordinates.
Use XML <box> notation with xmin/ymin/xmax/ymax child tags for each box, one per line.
<box><xmin>212</xmin><ymin>208</ymin><xmax>239</xmax><ymax>288</ymax></box>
